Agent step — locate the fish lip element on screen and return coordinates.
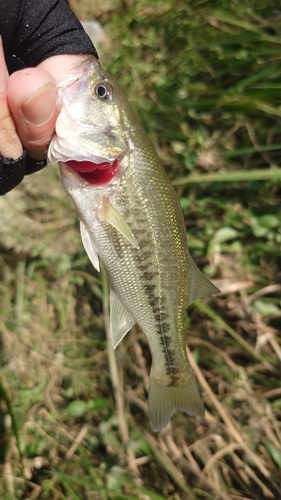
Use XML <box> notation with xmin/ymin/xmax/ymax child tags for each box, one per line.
<box><xmin>66</xmin><ymin>159</ymin><xmax>112</xmax><ymax>172</ymax></box>
<box><xmin>63</xmin><ymin>156</ymin><xmax>121</xmax><ymax>186</ymax></box>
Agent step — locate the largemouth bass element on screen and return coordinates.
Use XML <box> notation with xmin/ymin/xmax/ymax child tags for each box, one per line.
<box><xmin>48</xmin><ymin>57</ymin><xmax>219</xmax><ymax>431</ymax></box>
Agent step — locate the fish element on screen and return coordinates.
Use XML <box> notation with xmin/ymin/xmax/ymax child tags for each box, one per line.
<box><xmin>48</xmin><ymin>56</ymin><xmax>219</xmax><ymax>431</ymax></box>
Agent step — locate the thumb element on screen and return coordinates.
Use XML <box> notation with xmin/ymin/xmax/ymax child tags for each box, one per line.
<box><xmin>7</xmin><ymin>67</ymin><xmax>57</xmax><ymax>160</ymax></box>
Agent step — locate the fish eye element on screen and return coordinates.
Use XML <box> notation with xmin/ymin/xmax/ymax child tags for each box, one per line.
<box><xmin>95</xmin><ymin>82</ymin><xmax>113</xmax><ymax>100</ymax></box>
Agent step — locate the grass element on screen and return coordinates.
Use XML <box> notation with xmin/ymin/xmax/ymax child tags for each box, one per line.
<box><xmin>0</xmin><ymin>0</ymin><xmax>281</xmax><ymax>498</ymax></box>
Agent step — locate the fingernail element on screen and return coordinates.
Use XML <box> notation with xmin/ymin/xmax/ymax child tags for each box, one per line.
<box><xmin>22</xmin><ymin>83</ymin><xmax>56</xmax><ymax>126</ymax></box>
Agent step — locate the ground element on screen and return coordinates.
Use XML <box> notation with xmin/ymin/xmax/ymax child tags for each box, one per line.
<box><xmin>0</xmin><ymin>1</ymin><xmax>281</xmax><ymax>499</ymax></box>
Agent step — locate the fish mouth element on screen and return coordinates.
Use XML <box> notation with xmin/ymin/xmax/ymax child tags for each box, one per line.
<box><xmin>65</xmin><ymin>159</ymin><xmax>119</xmax><ymax>186</ymax></box>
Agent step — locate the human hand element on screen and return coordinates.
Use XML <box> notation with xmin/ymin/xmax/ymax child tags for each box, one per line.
<box><xmin>1</xmin><ymin>39</ymin><xmax>86</xmax><ymax>162</ymax></box>
<box><xmin>0</xmin><ymin>38</ymin><xmax>89</xmax><ymax>194</ymax></box>
<box><xmin>0</xmin><ymin>38</ymin><xmax>56</xmax><ymax>162</ymax></box>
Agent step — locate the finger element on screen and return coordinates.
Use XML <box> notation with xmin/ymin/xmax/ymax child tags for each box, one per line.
<box><xmin>38</xmin><ymin>53</ymin><xmax>88</xmax><ymax>80</ymax></box>
<box><xmin>7</xmin><ymin>67</ymin><xmax>57</xmax><ymax>160</ymax></box>
<box><xmin>0</xmin><ymin>37</ymin><xmax>23</xmax><ymax>159</ymax></box>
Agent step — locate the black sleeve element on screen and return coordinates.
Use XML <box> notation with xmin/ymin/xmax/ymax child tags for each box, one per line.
<box><xmin>0</xmin><ymin>0</ymin><xmax>98</xmax><ymax>67</ymax></box>
<box><xmin>0</xmin><ymin>152</ymin><xmax>47</xmax><ymax>196</ymax></box>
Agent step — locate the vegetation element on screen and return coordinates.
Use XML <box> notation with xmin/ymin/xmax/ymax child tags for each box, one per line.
<box><xmin>0</xmin><ymin>0</ymin><xmax>281</xmax><ymax>498</ymax></box>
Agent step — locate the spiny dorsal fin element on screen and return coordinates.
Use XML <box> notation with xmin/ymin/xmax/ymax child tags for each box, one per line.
<box><xmin>187</xmin><ymin>255</ymin><xmax>220</xmax><ymax>306</ymax></box>
<box><xmin>80</xmin><ymin>221</ymin><xmax>100</xmax><ymax>272</ymax></box>
<box><xmin>97</xmin><ymin>199</ymin><xmax>139</xmax><ymax>249</ymax></box>
<box><xmin>110</xmin><ymin>290</ymin><xmax>135</xmax><ymax>349</ymax></box>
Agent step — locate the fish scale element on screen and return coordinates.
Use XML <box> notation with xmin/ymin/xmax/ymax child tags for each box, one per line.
<box><xmin>48</xmin><ymin>56</ymin><xmax>219</xmax><ymax>431</ymax></box>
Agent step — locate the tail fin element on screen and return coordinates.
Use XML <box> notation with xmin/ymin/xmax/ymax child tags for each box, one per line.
<box><xmin>148</xmin><ymin>368</ymin><xmax>204</xmax><ymax>432</ymax></box>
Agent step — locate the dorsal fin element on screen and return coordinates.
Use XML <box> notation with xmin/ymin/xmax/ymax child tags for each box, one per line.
<box><xmin>187</xmin><ymin>255</ymin><xmax>220</xmax><ymax>306</ymax></box>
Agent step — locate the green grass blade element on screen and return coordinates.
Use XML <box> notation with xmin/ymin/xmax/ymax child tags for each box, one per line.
<box><xmin>173</xmin><ymin>168</ymin><xmax>281</xmax><ymax>186</ymax></box>
<box><xmin>224</xmin><ymin>144</ymin><xmax>281</xmax><ymax>157</ymax></box>
<box><xmin>0</xmin><ymin>377</ymin><xmax>21</xmax><ymax>460</ymax></box>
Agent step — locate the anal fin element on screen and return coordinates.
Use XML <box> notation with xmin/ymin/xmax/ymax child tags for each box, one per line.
<box><xmin>80</xmin><ymin>221</ymin><xmax>100</xmax><ymax>271</ymax></box>
<box><xmin>110</xmin><ymin>290</ymin><xmax>135</xmax><ymax>349</ymax></box>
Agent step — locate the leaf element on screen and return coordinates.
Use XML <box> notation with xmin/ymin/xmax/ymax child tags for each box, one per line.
<box><xmin>208</xmin><ymin>226</ymin><xmax>240</xmax><ymax>255</ymax></box>
<box><xmin>66</xmin><ymin>400</ymin><xmax>88</xmax><ymax>418</ymax></box>
<box><xmin>258</xmin><ymin>214</ymin><xmax>280</xmax><ymax>229</ymax></box>
<box><xmin>88</xmin><ymin>397</ymin><xmax>110</xmax><ymax>410</ymax></box>
<box><xmin>107</xmin><ymin>466</ymin><xmax>127</xmax><ymax>491</ymax></box>
<box><xmin>211</xmin><ymin>227</ymin><xmax>240</xmax><ymax>243</ymax></box>
<box><xmin>253</xmin><ymin>300</ymin><xmax>279</xmax><ymax>317</ymax></box>
<box><xmin>265</xmin><ymin>441</ymin><xmax>281</xmax><ymax>468</ymax></box>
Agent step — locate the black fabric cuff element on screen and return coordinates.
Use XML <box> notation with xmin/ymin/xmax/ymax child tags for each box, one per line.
<box><xmin>0</xmin><ymin>151</ymin><xmax>26</xmax><ymax>195</ymax></box>
<box><xmin>0</xmin><ymin>151</ymin><xmax>47</xmax><ymax>195</ymax></box>
<box><xmin>25</xmin><ymin>156</ymin><xmax>46</xmax><ymax>175</ymax></box>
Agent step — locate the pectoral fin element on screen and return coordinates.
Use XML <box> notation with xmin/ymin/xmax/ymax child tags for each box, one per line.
<box><xmin>80</xmin><ymin>221</ymin><xmax>100</xmax><ymax>271</ymax></box>
<box><xmin>187</xmin><ymin>255</ymin><xmax>220</xmax><ymax>306</ymax></box>
<box><xmin>110</xmin><ymin>290</ymin><xmax>135</xmax><ymax>349</ymax></box>
<box><xmin>98</xmin><ymin>199</ymin><xmax>139</xmax><ymax>249</ymax></box>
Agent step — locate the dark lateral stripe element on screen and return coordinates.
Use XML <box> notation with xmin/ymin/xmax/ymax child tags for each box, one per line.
<box><xmin>134</xmin><ymin>243</ymin><xmax>179</xmax><ymax>375</ymax></box>
<box><xmin>142</xmin><ymin>270</ymin><xmax>178</xmax><ymax>375</ymax></box>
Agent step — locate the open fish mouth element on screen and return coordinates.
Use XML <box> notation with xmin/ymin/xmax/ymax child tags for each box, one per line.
<box><xmin>65</xmin><ymin>158</ymin><xmax>120</xmax><ymax>186</ymax></box>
